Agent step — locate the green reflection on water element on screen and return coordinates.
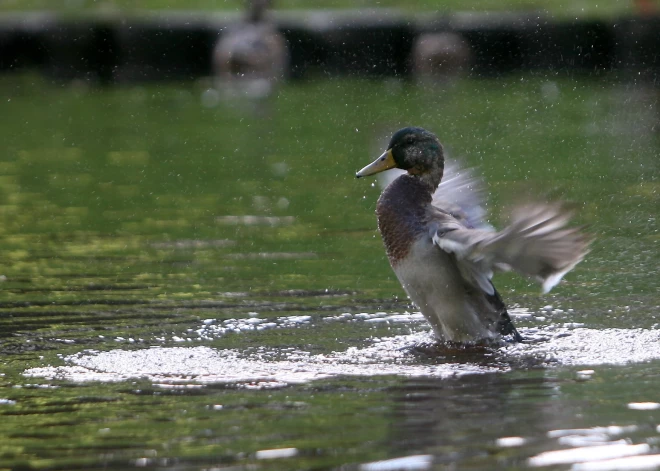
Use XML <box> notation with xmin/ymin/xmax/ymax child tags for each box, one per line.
<box><xmin>0</xmin><ymin>73</ymin><xmax>658</xmax><ymax>469</ymax></box>
<box><xmin>0</xmin><ymin>1</ymin><xmax>636</xmax><ymax>19</ymax></box>
<box><xmin>0</xmin><ymin>377</ymin><xmax>392</xmax><ymax>470</ymax></box>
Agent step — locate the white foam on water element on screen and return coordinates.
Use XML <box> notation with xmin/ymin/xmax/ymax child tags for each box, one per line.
<box><xmin>507</xmin><ymin>327</ymin><xmax>660</xmax><ymax>366</ymax></box>
<box><xmin>195</xmin><ymin>312</ymin><xmax>426</xmax><ymax>341</ymax></box>
<box><xmin>21</xmin><ymin>320</ymin><xmax>660</xmax><ymax>469</ymax></box>
<box><xmin>23</xmin><ymin>326</ymin><xmax>660</xmax><ymax>386</ymax></box>
<box><xmin>24</xmin><ymin>331</ymin><xmax>499</xmax><ymax>386</ymax></box>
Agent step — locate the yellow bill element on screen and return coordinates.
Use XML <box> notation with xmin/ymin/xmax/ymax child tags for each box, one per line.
<box><xmin>356</xmin><ymin>149</ymin><xmax>396</xmax><ymax>178</ymax></box>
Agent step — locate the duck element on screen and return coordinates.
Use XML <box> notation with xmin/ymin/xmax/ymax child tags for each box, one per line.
<box><xmin>212</xmin><ymin>0</ymin><xmax>288</xmax><ymax>98</ymax></box>
<box><xmin>356</xmin><ymin>127</ymin><xmax>591</xmax><ymax>343</ymax></box>
<box><xmin>411</xmin><ymin>32</ymin><xmax>472</xmax><ymax>82</ymax></box>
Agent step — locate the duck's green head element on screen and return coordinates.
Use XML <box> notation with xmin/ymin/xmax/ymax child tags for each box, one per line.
<box><xmin>356</xmin><ymin>127</ymin><xmax>444</xmax><ymax>184</ymax></box>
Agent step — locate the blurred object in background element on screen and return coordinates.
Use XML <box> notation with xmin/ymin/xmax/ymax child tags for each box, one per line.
<box><xmin>634</xmin><ymin>0</ymin><xmax>657</xmax><ymax>16</ymax></box>
<box><xmin>411</xmin><ymin>32</ymin><xmax>472</xmax><ymax>83</ymax></box>
<box><xmin>212</xmin><ymin>0</ymin><xmax>289</xmax><ymax>99</ymax></box>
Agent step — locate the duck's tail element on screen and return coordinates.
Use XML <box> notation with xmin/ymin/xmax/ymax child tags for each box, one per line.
<box><xmin>486</xmin><ymin>286</ymin><xmax>523</xmax><ymax>342</ymax></box>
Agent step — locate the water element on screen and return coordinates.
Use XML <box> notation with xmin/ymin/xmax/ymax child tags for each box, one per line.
<box><xmin>0</xmin><ymin>73</ymin><xmax>659</xmax><ymax>470</ymax></box>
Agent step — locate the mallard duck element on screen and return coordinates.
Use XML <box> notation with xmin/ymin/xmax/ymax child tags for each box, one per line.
<box><xmin>411</xmin><ymin>32</ymin><xmax>472</xmax><ymax>82</ymax></box>
<box><xmin>212</xmin><ymin>0</ymin><xmax>288</xmax><ymax>98</ymax></box>
<box><xmin>356</xmin><ymin>127</ymin><xmax>591</xmax><ymax>343</ymax></box>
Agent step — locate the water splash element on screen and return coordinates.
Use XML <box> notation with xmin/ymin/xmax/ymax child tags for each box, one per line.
<box><xmin>23</xmin><ymin>323</ymin><xmax>660</xmax><ymax>387</ymax></box>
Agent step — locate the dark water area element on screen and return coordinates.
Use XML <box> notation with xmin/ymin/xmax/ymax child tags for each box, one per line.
<box><xmin>0</xmin><ymin>73</ymin><xmax>659</xmax><ymax>470</ymax></box>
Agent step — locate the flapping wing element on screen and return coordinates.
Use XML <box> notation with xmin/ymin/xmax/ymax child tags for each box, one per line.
<box><xmin>426</xmin><ymin>208</ymin><xmax>498</xmax><ymax>296</ymax></box>
<box><xmin>432</xmin><ymin>203</ymin><xmax>591</xmax><ymax>294</ymax></box>
<box><xmin>431</xmin><ymin>160</ymin><xmax>492</xmax><ymax>230</ymax></box>
<box><xmin>379</xmin><ymin>161</ymin><xmax>491</xmax><ymax>230</ymax></box>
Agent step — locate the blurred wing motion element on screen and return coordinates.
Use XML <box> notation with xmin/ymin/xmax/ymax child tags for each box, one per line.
<box><xmin>432</xmin><ymin>203</ymin><xmax>591</xmax><ymax>294</ymax></box>
<box><xmin>379</xmin><ymin>161</ymin><xmax>591</xmax><ymax>294</ymax></box>
<box><xmin>378</xmin><ymin>160</ymin><xmax>492</xmax><ymax>230</ymax></box>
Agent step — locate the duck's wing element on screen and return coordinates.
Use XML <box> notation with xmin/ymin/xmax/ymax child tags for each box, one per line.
<box><xmin>426</xmin><ymin>208</ymin><xmax>497</xmax><ymax>296</ymax></box>
<box><xmin>426</xmin><ymin>207</ymin><xmax>524</xmax><ymax>341</ymax></box>
<box><xmin>431</xmin><ymin>203</ymin><xmax>591</xmax><ymax>294</ymax></box>
<box><xmin>431</xmin><ymin>160</ymin><xmax>492</xmax><ymax>230</ymax></box>
<box><xmin>379</xmin><ymin>161</ymin><xmax>491</xmax><ymax>230</ymax></box>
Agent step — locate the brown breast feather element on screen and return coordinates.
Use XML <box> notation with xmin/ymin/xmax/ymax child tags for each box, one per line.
<box><xmin>376</xmin><ymin>175</ymin><xmax>433</xmax><ymax>266</ymax></box>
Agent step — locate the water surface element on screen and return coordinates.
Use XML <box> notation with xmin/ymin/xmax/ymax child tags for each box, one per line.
<box><xmin>0</xmin><ymin>73</ymin><xmax>658</xmax><ymax>470</ymax></box>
